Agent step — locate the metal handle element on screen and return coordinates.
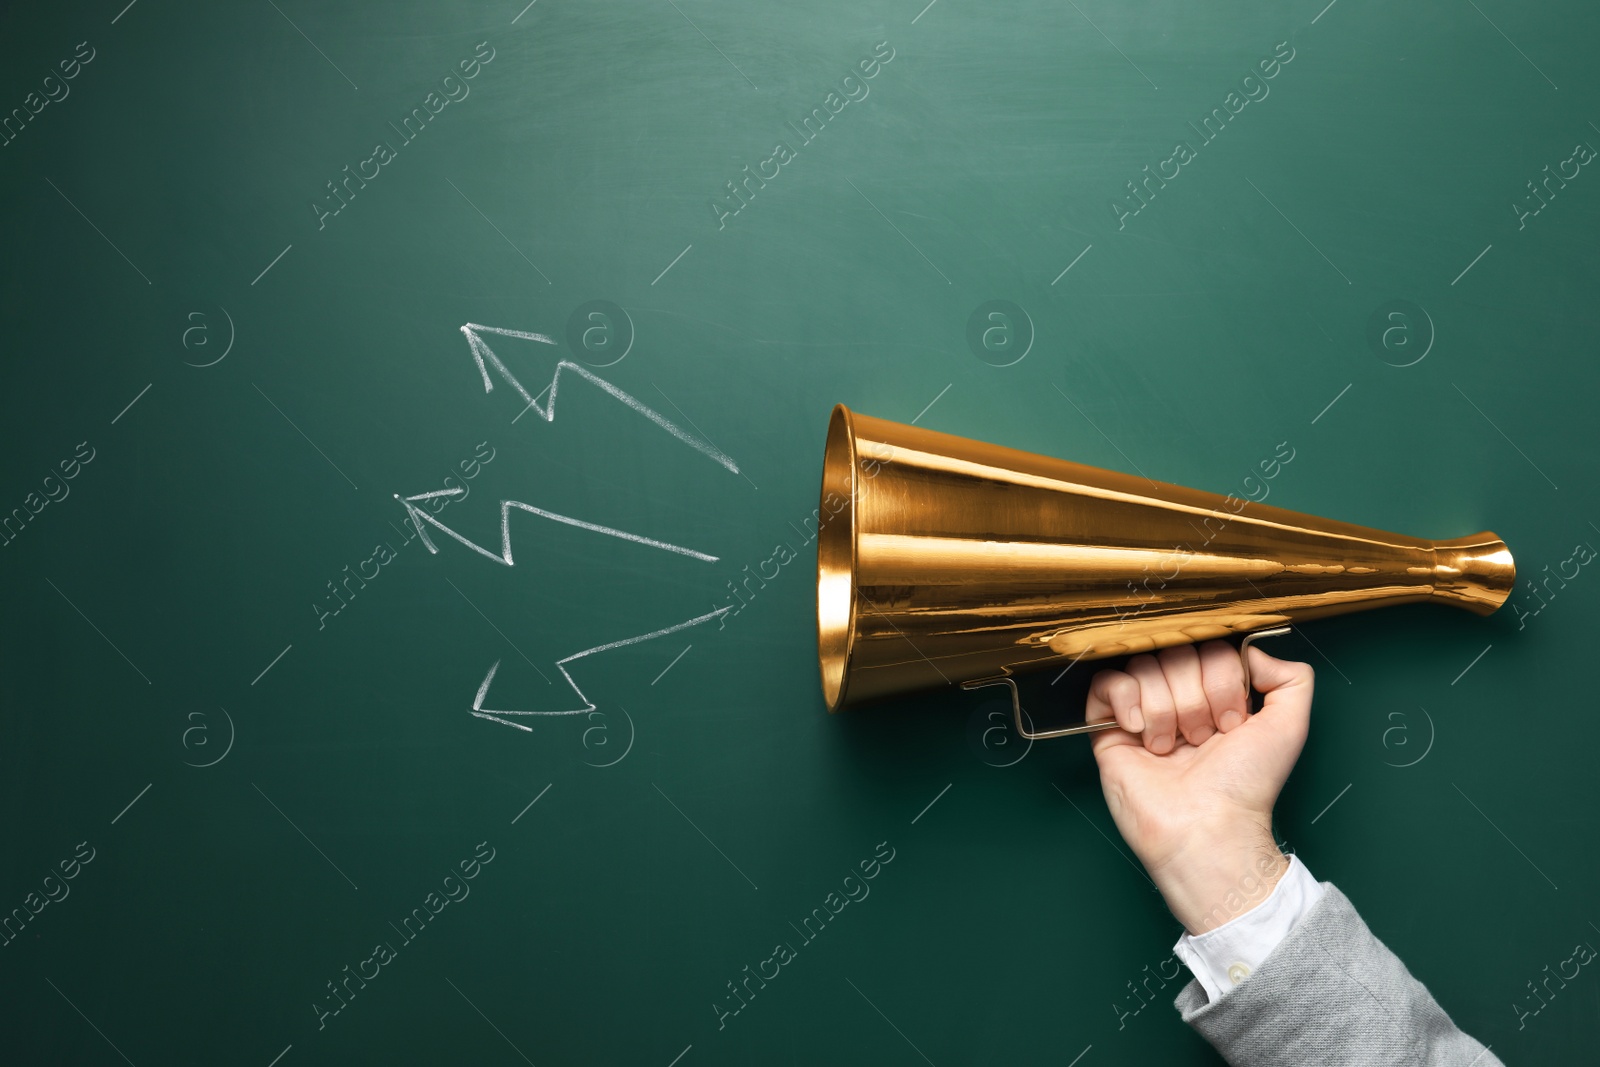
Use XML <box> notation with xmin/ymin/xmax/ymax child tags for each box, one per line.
<box><xmin>961</xmin><ymin>625</ymin><xmax>1295</xmax><ymax>741</ymax></box>
<box><xmin>1237</xmin><ymin>625</ymin><xmax>1293</xmax><ymax>706</ymax></box>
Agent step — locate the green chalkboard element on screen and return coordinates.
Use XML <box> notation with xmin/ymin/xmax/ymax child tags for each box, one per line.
<box><xmin>2</xmin><ymin>0</ymin><xmax>1597</xmax><ymax>1063</ymax></box>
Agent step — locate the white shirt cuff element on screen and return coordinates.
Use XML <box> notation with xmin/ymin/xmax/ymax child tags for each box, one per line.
<box><xmin>1171</xmin><ymin>853</ymin><xmax>1325</xmax><ymax>1003</ymax></box>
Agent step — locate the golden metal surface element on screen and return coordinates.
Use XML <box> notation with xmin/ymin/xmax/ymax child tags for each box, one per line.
<box><xmin>816</xmin><ymin>405</ymin><xmax>1515</xmax><ymax>713</ymax></box>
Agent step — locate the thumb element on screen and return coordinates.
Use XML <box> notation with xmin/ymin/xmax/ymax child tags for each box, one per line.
<box><xmin>1245</xmin><ymin>645</ymin><xmax>1314</xmax><ymax>737</ymax></box>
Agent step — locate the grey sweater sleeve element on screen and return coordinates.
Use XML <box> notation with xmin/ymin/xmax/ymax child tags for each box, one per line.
<box><xmin>1173</xmin><ymin>883</ymin><xmax>1501</xmax><ymax>1067</ymax></box>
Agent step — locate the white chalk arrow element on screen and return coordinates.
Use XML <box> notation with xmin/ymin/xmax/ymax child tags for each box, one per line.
<box><xmin>393</xmin><ymin>489</ymin><xmax>718</xmax><ymax>564</ymax></box>
<box><xmin>460</xmin><ymin>322</ymin><xmax>740</xmax><ymax>474</ymax></box>
<box><xmin>470</xmin><ymin>604</ymin><xmax>731</xmax><ymax>727</ymax></box>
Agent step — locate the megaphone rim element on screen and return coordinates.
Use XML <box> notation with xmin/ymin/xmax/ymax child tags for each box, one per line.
<box><xmin>818</xmin><ymin>404</ymin><xmax>859</xmax><ymax>713</ymax></box>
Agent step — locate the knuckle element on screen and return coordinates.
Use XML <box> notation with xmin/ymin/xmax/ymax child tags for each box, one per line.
<box><xmin>1146</xmin><ymin>691</ymin><xmax>1178</xmax><ymax>715</ymax></box>
<box><xmin>1157</xmin><ymin>644</ymin><xmax>1197</xmax><ymax>667</ymax></box>
<box><xmin>1143</xmin><ymin>699</ymin><xmax>1175</xmax><ymax>724</ymax></box>
<box><xmin>1091</xmin><ymin>669</ymin><xmax>1125</xmax><ymax>698</ymax></box>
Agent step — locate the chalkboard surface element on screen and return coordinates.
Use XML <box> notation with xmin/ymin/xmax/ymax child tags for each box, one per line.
<box><xmin>3</xmin><ymin>0</ymin><xmax>1597</xmax><ymax>1063</ymax></box>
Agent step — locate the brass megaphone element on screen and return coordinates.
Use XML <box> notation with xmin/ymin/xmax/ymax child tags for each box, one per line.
<box><xmin>816</xmin><ymin>405</ymin><xmax>1514</xmax><ymax>736</ymax></box>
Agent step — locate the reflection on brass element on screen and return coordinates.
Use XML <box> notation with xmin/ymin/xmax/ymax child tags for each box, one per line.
<box><xmin>816</xmin><ymin>405</ymin><xmax>1514</xmax><ymax>714</ymax></box>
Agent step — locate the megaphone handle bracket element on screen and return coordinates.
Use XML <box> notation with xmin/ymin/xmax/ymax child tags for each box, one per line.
<box><xmin>962</xmin><ymin>674</ymin><xmax>1119</xmax><ymax>740</ymax></box>
<box><xmin>1238</xmin><ymin>625</ymin><xmax>1294</xmax><ymax>714</ymax></box>
<box><xmin>962</xmin><ymin>625</ymin><xmax>1295</xmax><ymax>741</ymax></box>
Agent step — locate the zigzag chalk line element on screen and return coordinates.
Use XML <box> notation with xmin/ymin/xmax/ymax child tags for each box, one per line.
<box><xmin>393</xmin><ymin>490</ymin><xmax>718</xmax><ymax>564</ymax></box>
<box><xmin>470</xmin><ymin>604</ymin><xmax>733</xmax><ymax>724</ymax></box>
<box><xmin>460</xmin><ymin>323</ymin><xmax>740</xmax><ymax>474</ymax></box>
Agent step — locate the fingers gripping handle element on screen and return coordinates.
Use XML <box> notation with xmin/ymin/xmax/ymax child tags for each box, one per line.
<box><xmin>961</xmin><ymin>626</ymin><xmax>1295</xmax><ymax>741</ymax></box>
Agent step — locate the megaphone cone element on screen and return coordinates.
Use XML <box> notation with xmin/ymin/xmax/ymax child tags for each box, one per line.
<box><xmin>817</xmin><ymin>405</ymin><xmax>1513</xmax><ymax>716</ymax></box>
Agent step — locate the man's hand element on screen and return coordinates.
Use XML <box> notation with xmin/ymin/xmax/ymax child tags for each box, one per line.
<box><xmin>1086</xmin><ymin>641</ymin><xmax>1313</xmax><ymax>935</ymax></box>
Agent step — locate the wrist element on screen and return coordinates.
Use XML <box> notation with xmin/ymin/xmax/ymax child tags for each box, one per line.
<box><xmin>1149</xmin><ymin>820</ymin><xmax>1287</xmax><ymax>935</ymax></box>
